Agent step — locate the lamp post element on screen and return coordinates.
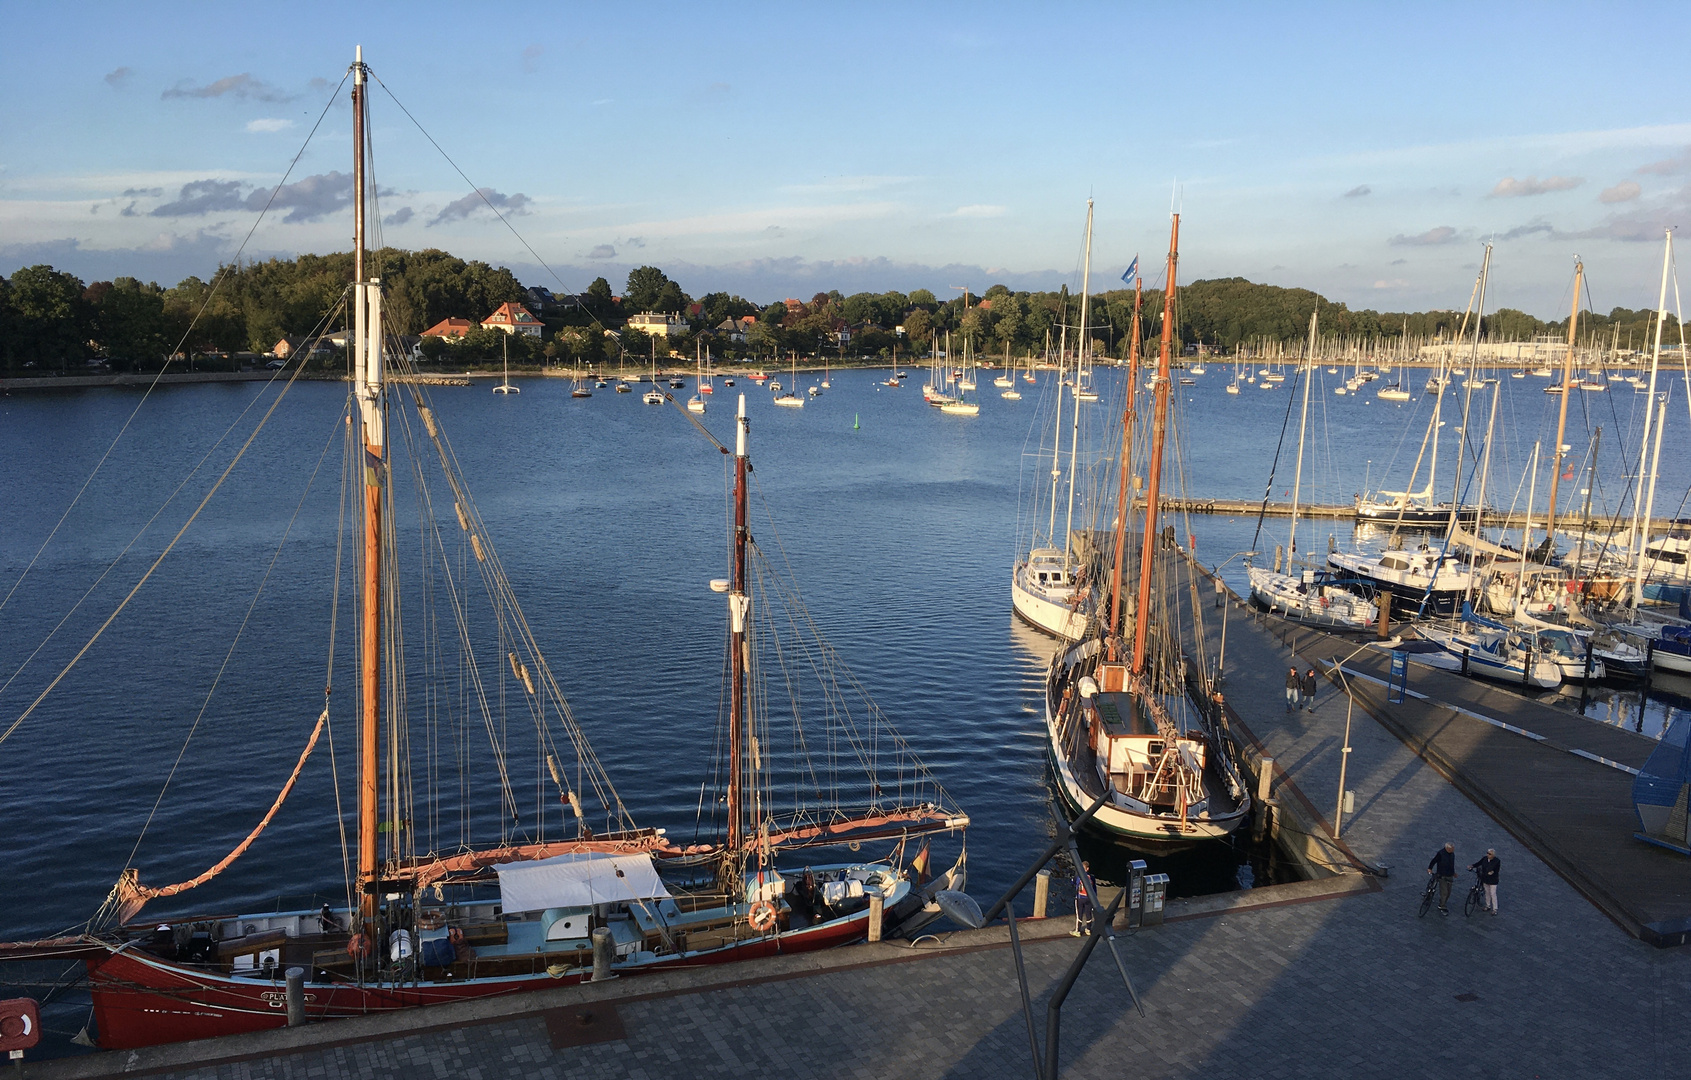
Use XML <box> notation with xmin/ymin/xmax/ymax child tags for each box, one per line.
<box><xmin>1209</xmin><ymin>550</ymin><xmax>1256</xmax><ymax>683</ymax></box>
<box><xmin>1324</xmin><ymin>640</ymin><xmax>1381</xmax><ymax>838</ymax></box>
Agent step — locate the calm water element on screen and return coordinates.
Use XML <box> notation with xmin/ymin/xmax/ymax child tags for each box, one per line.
<box><xmin>1</xmin><ymin>363</ymin><xmax>1686</xmax><ymax>943</ymax></box>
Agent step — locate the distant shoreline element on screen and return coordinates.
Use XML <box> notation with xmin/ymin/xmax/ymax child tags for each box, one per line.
<box><xmin>1</xmin><ymin>356</ymin><xmax>1655</xmax><ymax>392</ymax></box>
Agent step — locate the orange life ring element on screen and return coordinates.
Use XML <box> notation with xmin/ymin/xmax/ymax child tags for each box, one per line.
<box><xmin>748</xmin><ymin>900</ymin><xmax>777</xmax><ymax>933</ymax></box>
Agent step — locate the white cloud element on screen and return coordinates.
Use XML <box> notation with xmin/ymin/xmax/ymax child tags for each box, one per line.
<box><xmin>1388</xmin><ymin>226</ymin><xmax>1459</xmax><ymax>246</ymax></box>
<box><xmin>245</xmin><ymin>118</ymin><xmax>294</xmax><ymax>134</ymax></box>
<box><xmin>949</xmin><ymin>204</ymin><xmax>1006</xmax><ymax>218</ymax></box>
<box><xmin>1343</xmin><ymin>185</ymin><xmax>1371</xmax><ymax>198</ymax></box>
<box><xmin>1489</xmin><ymin>176</ymin><xmax>1583</xmax><ymax>197</ymax></box>
<box><xmin>1600</xmin><ymin>181</ymin><xmax>1641</xmax><ymax>203</ymax></box>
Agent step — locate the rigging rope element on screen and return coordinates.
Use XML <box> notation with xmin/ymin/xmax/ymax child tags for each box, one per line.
<box><xmin>109</xmin><ymin>709</ymin><xmax>329</xmax><ymax>925</ymax></box>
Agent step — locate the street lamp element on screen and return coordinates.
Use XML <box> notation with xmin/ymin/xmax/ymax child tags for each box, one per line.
<box><xmin>1323</xmin><ymin>639</ymin><xmax>1385</xmax><ymax>838</ymax></box>
<box><xmin>1209</xmin><ymin>550</ymin><xmax>1256</xmax><ymax>681</ymax></box>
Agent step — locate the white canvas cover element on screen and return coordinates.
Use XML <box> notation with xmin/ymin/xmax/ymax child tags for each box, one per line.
<box><xmin>494</xmin><ymin>852</ymin><xmax>671</xmax><ymax>913</ymax></box>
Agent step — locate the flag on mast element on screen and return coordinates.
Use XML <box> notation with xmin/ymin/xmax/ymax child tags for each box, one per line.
<box><xmin>1121</xmin><ymin>256</ymin><xmax>1139</xmax><ymax>285</ymax></box>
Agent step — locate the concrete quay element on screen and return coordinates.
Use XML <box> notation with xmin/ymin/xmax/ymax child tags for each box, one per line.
<box><xmin>27</xmin><ymin>560</ymin><xmax>1691</xmax><ymax>1079</ymax></box>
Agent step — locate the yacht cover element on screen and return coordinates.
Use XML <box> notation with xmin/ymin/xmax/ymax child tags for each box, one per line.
<box><xmin>495</xmin><ymin>852</ymin><xmax>671</xmax><ymax>913</ymax></box>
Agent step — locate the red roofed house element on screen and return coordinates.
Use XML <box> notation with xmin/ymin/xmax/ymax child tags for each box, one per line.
<box><xmin>481</xmin><ymin>302</ymin><xmax>544</xmax><ymax>338</ymax></box>
<box><xmin>422</xmin><ymin>318</ymin><xmax>473</xmax><ymax>339</ymax></box>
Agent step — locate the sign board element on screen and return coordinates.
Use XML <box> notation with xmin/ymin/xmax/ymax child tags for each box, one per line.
<box><xmin>1389</xmin><ymin>650</ymin><xmax>1409</xmax><ymax>704</ymax></box>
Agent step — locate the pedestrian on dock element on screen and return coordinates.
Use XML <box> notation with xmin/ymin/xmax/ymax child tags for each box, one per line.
<box><xmin>1302</xmin><ymin>668</ymin><xmax>1319</xmax><ymax>712</ymax></box>
<box><xmin>1072</xmin><ymin>861</ymin><xmax>1095</xmax><ymax>937</ymax></box>
<box><xmin>1428</xmin><ymin>842</ymin><xmax>1456</xmax><ymax>915</ymax></box>
<box><xmin>1285</xmin><ymin>667</ymin><xmax>1302</xmax><ymax>712</ymax></box>
<box><xmin>1468</xmin><ymin>849</ymin><xmax>1500</xmax><ymax>915</ymax></box>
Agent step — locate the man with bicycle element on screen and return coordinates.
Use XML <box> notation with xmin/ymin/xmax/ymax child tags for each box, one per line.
<box><xmin>1468</xmin><ymin>848</ymin><xmax>1500</xmax><ymax>915</ymax></box>
<box><xmin>1427</xmin><ymin>842</ymin><xmax>1456</xmax><ymax>915</ymax></box>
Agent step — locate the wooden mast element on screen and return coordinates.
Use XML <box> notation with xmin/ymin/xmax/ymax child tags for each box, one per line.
<box><xmin>727</xmin><ymin>393</ymin><xmax>750</xmax><ymax>860</ymax></box>
<box><xmin>1542</xmin><ymin>260</ymin><xmax>1582</xmax><ymax>545</ymax></box>
<box><xmin>1131</xmin><ymin>214</ymin><xmax>1178</xmax><ymax>675</ymax></box>
<box><xmin>1107</xmin><ymin>275</ymin><xmax>1143</xmax><ymax>657</ymax></box>
<box><xmin>351</xmin><ymin>45</ymin><xmax>385</xmax><ymax>928</ymax></box>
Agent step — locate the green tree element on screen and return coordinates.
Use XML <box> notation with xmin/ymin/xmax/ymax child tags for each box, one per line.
<box><xmin>903</xmin><ymin>308</ymin><xmax>931</xmax><ymax>352</ymax></box>
<box><xmin>624</xmin><ymin>266</ymin><xmax>682</xmax><ymax>312</ymax></box>
<box><xmin>585</xmin><ymin>277</ymin><xmax>615</xmax><ymax>318</ymax></box>
<box><xmin>6</xmin><ymin>265</ymin><xmax>92</xmax><ymax>370</ymax></box>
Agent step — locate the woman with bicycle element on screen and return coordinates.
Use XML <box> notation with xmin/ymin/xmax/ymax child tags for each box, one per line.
<box><xmin>1467</xmin><ymin>849</ymin><xmax>1500</xmax><ymax>915</ymax></box>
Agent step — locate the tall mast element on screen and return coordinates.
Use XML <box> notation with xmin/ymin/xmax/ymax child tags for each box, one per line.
<box><xmin>1288</xmin><ymin>307</ymin><xmax>1316</xmax><ymax>558</ymax></box>
<box><xmin>726</xmin><ymin>394</ymin><xmax>750</xmax><ymax>858</ymax></box>
<box><xmin>1470</xmin><ymin>379</ymin><xmax>1501</xmax><ymax>606</ymax></box>
<box><xmin>1064</xmin><ymin>200</ymin><xmax>1093</xmax><ymax>564</ymax></box>
<box><xmin>1633</xmin><ymin>397</ymin><xmax>1668</xmax><ymax>615</ymax></box>
<box><xmin>1108</xmin><ymin>276</ymin><xmax>1144</xmax><ymax>656</ymax></box>
<box><xmin>1457</xmin><ymin>244</ymin><xmax>1493</xmax><ymax>513</ymax></box>
<box><xmin>1131</xmin><ymin>214</ymin><xmax>1178</xmax><ymax>675</ymax></box>
<box><xmin>351</xmin><ymin>45</ymin><xmax>385</xmax><ymax>927</ymax></box>
<box><xmin>1543</xmin><ymin>259</ymin><xmax>1584</xmax><ymax>545</ymax></box>
<box><xmin>1047</xmin><ymin>296</ymin><xmax>1069</xmax><ymax>548</ymax></box>
<box><xmin>1630</xmin><ymin>231</ymin><xmax>1672</xmax><ymax>590</ymax></box>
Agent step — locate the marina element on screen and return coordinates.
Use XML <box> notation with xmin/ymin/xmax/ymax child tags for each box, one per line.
<box><xmin>6</xmin><ymin>20</ymin><xmax>1691</xmax><ymax>1078</ymax></box>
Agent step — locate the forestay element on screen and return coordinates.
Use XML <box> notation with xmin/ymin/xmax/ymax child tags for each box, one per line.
<box><xmin>495</xmin><ymin>852</ymin><xmax>670</xmax><ymax>913</ymax></box>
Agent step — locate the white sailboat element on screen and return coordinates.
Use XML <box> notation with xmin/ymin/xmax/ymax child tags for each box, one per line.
<box><xmin>493</xmin><ymin>334</ymin><xmax>519</xmax><ymax>394</ymax></box>
<box><xmin>1011</xmin><ymin>201</ymin><xmax>1095</xmax><ymax>638</ymax></box>
<box><xmin>773</xmin><ymin>350</ymin><xmax>804</xmax><ymax>407</ymax></box>
<box><xmin>1247</xmin><ymin>310</ymin><xmax>1378</xmax><ymax>630</ymax></box>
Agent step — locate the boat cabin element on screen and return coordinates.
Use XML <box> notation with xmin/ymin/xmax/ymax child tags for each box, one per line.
<box><xmin>1082</xmin><ymin>664</ymin><xmax>1210</xmax><ymax>816</ymax></box>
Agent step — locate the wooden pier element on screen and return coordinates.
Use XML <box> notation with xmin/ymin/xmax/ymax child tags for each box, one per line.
<box><xmin>1142</xmin><ymin>496</ymin><xmax>1680</xmax><ymax>533</ymax></box>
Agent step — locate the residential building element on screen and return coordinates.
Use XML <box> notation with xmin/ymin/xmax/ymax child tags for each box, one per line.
<box><xmin>422</xmin><ymin>317</ymin><xmax>474</xmax><ymax>339</ymax></box>
<box><xmin>271</xmin><ymin>335</ymin><xmax>305</xmax><ymax>358</ymax></box>
<box><xmin>626</xmin><ymin>311</ymin><xmax>691</xmax><ymax>338</ymax></box>
<box><xmin>715</xmin><ymin>316</ymin><xmax>755</xmax><ymax>343</ymax></box>
<box><xmin>481</xmin><ymin>302</ymin><xmax>544</xmax><ymax>338</ymax></box>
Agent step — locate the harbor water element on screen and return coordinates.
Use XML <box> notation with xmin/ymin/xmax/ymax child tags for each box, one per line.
<box><xmin>1</xmin><ymin>362</ymin><xmax>1686</xmax><ymax>948</ymax></box>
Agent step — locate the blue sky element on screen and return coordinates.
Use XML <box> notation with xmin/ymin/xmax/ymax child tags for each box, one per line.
<box><xmin>4</xmin><ymin>1</ymin><xmax>1689</xmax><ymax>317</ymax></box>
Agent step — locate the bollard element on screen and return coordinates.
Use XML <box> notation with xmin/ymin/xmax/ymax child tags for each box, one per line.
<box><xmin>284</xmin><ymin>966</ymin><xmax>306</xmax><ymax>1027</ymax></box>
<box><xmin>1256</xmin><ymin>757</ymin><xmax>1274</xmax><ymax>805</ymax></box>
<box><xmin>590</xmin><ymin>927</ymin><xmax>616</xmax><ymax>982</ymax></box>
<box><xmin>1377</xmin><ymin>593</ymin><xmax>1392</xmax><ymax>639</ymax></box>
<box><xmin>867</xmin><ymin>893</ymin><xmax>883</xmax><ymax>942</ymax></box>
<box><xmin>1033</xmin><ymin>869</ymin><xmax>1051</xmax><ymax>919</ymax></box>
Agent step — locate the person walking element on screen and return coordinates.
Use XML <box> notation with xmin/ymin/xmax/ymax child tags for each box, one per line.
<box><xmin>1468</xmin><ymin>849</ymin><xmax>1500</xmax><ymax>915</ymax></box>
<box><xmin>1071</xmin><ymin>860</ymin><xmax>1095</xmax><ymax>937</ymax></box>
<box><xmin>1427</xmin><ymin>842</ymin><xmax>1456</xmax><ymax>915</ymax></box>
<box><xmin>1302</xmin><ymin>667</ymin><xmax>1319</xmax><ymax>712</ymax></box>
<box><xmin>1285</xmin><ymin>666</ymin><xmax>1301</xmax><ymax>712</ymax></box>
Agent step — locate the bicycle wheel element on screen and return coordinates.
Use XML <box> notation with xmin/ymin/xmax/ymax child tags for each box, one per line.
<box><xmin>1418</xmin><ymin>885</ymin><xmax>1434</xmax><ymax>918</ymax></box>
<box><xmin>1464</xmin><ymin>885</ymin><xmax>1481</xmax><ymax>917</ymax></box>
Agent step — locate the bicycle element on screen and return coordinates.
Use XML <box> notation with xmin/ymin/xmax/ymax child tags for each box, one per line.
<box><xmin>1417</xmin><ymin>873</ymin><xmax>1437</xmax><ymax>917</ymax></box>
<box><xmin>1463</xmin><ymin>868</ymin><xmax>1488</xmax><ymax>917</ymax></box>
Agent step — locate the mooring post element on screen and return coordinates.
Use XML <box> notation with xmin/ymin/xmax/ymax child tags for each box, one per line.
<box><xmin>1377</xmin><ymin>593</ymin><xmax>1392</xmax><ymax>639</ymax></box>
<box><xmin>590</xmin><ymin>927</ymin><xmax>616</xmax><ymax>981</ymax></box>
<box><xmin>1033</xmin><ymin>869</ymin><xmax>1051</xmax><ymax>919</ymax></box>
<box><xmin>1257</xmin><ymin>757</ymin><xmax>1274</xmax><ymax>806</ymax></box>
<box><xmin>868</xmin><ymin>893</ymin><xmax>883</xmax><ymax>942</ymax></box>
<box><xmin>284</xmin><ymin>967</ymin><xmax>306</xmax><ymax>1027</ymax></box>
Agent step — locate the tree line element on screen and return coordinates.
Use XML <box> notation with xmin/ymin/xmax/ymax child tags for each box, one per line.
<box><xmin>3</xmin><ymin>253</ymin><xmax>1677</xmax><ymax>375</ymax></box>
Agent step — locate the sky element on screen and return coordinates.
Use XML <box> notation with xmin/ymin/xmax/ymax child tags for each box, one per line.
<box><xmin>3</xmin><ymin>1</ymin><xmax>1690</xmax><ymax>318</ymax></box>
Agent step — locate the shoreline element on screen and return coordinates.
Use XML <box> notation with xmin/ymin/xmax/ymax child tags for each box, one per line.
<box><xmin>0</xmin><ymin>356</ymin><xmax>1661</xmax><ymax>392</ymax></box>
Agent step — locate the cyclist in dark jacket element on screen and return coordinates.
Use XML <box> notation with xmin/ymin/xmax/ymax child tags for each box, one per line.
<box><xmin>1427</xmin><ymin>842</ymin><xmax>1456</xmax><ymax>914</ymax></box>
<box><xmin>1468</xmin><ymin>849</ymin><xmax>1500</xmax><ymax>915</ymax></box>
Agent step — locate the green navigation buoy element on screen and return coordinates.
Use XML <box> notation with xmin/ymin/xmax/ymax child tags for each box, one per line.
<box><xmin>853</xmin><ymin>413</ymin><xmax>860</xmax><ymax>430</ymax></box>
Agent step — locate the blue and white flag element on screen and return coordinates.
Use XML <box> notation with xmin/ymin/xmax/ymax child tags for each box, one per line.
<box><xmin>1121</xmin><ymin>256</ymin><xmax>1139</xmax><ymax>285</ymax></box>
